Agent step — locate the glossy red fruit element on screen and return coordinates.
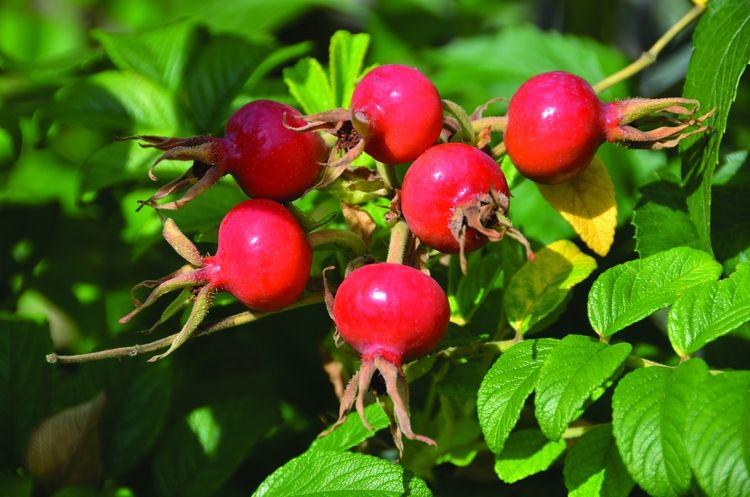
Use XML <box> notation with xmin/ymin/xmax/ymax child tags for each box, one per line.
<box><xmin>326</xmin><ymin>262</ymin><xmax>449</xmax><ymax>447</ymax></box>
<box><xmin>119</xmin><ymin>199</ymin><xmax>312</xmax><ymax>361</ymax></box>
<box><xmin>133</xmin><ymin>100</ymin><xmax>326</xmax><ymax>209</ymax></box>
<box><xmin>206</xmin><ymin>199</ymin><xmax>313</xmax><ymax>312</ymax></box>
<box><xmin>333</xmin><ymin>263</ymin><xmax>450</xmax><ymax>365</ymax></box>
<box><xmin>504</xmin><ymin>71</ymin><xmax>604</xmax><ymax>184</ymax></box>
<box><xmin>401</xmin><ymin>143</ymin><xmax>510</xmax><ymax>254</ymax></box>
<box><xmin>351</xmin><ymin>64</ymin><xmax>443</xmax><ymax>164</ymax></box>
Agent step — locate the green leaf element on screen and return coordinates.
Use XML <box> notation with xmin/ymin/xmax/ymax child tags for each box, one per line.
<box><xmin>99</xmin><ymin>361</ymin><xmax>172</xmax><ymax>477</ymax></box>
<box><xmin>0</xmin><ymin>473</ymin><xmax>32</xmax><ymax>497</ymax></box>
<box><xmin>493</xmin><ymin>429</ymin><xmax>566</xmax><ymax>484</ymax></box>
<box><xmin>429</xmin><ymin>25</ymin><xmax>629</xmax><ymax>108</ymax></box>
<box><xmin>563</xmin><ymin>425</ymin><xmax>633</xmax><ymax>497</ymax></box>
<box><xmin>588</xmin><ymin>247</ymin><xmax>722</xmax><ymax>337</ymax></box>
<box><xmin>504</xmin><ymin>240</ymin><xmax>597</xmax><ymax>335</ymax></box>
<box><xmin>449</xmin><ymin>245</ymin><xmax>509</xmax><ymax>325</ymax></box>
<box><xmin>477</xmin><ymin>339</ymin><xmax>558</xmax><ymax>455</ymax></box>
<box><xmin>283</xmin><ymin>57</ymin><xmax>335</xmax><ymax>114</ymax></box>
<box><xmin>310</xmin><ymin>403</ymin><xmax>389</xmax><ymax>452</ymax></box>
<box><xmin>329</xmin><ymin>30</ymin><xmax>370</xmax><ymax>108</ymax></box>
<box><xmin>712</xmin><ymin>152</ymin><xmax>750</xmax><ymax>271</ymax></box>
<box><xmin>253</xmin><ymin>450</ymin><xmax>432</xmax><ymax>497</ymax></box>
<box><xmin>682</xmin><ymin>0</ymin><xmax>750</xmax><ymax>253</ymax></box>
<box><xmin>668</xmin><ymin>263</ymin><xmax>750</xmax><ymax>356</ymax></box>
<box><xmin>632</xmin><ymin>177</ymin><xmax>702</xmax><ymax>258</ymax></box>
<box><xmin>612</xmin><ymin>359</ymin><xmax>710</xmax><ymax>497</ymax></box>
<box><xmin>153</xmin><ymin>394</ymin><xmax>277</xmax><ymax>497</ymax></box>
<box><xmin>686</xmin><ymin>371</ymin><xmax>750</xmax><ymax>497</ymax></box>
<box><xmin>184</xmin><ymin>36</ymin><xmax>268</xmax><ymax>133</ymax></box>
<box><xmin>93</xmin><ymin>20</ymin><xmax>197</xmax><ymax>91</ymax></box>
<box><xmin>0</xmin><ymin>313</ymin><xmax>53</xmax><ymax>467</ymax></box>
<box><xmin>55</xmin><ymin>71</ymin><xmax>179</xmax><ymax>134</ymax></box>
<box><xmin>535</xmin><ymin>335</ymin><xmax>631</xmax><ymax>440</ymax></box>
<box><xmin>79</xmin><ymin>141</ymin><xmax>161</xmax><ymax>195</ymax></box>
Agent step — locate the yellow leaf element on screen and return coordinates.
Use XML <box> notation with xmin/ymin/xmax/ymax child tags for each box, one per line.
<box><xmin>537</xmin><ymin>157</ymin><xmax>617</xmax><ymax>256</ymax></box>
<box><xmin>504</xmin><ymin>240</ymin><xmax>597</xmax><ymax>335</ymax></box>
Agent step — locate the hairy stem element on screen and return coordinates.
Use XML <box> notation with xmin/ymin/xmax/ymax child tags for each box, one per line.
<box><xmin>386</xmin><ymin>221</ymin><xmax>412</xmax><ymax>264</ymax></box>
<box><xmin>47</xmin><ymin>293</ymin><xmax>324</xmax><ymax>364</ymax></box>
<box><xmin>593</xmin><ymin>2</ymin><xmax>705</xmax><ymax>93</ymax></box>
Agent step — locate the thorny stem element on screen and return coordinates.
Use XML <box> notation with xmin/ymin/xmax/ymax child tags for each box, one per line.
<box><xmin>46</xmin><ymin>293</ymin><xmax>325</xmax><ymax>364</ymax></box>
<box><xmin>386</xmin><ymin>221</ymin><xmax>412</xmax><ymax>264</ymax></box>
<box><xmin>593</xmin><ymin>2</ymin><xmax>705</xmax><ymax>93</ymax></box>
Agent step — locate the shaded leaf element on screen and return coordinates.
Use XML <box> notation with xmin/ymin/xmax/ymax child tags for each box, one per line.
<box><xmin>153</xmin><ymin>394</ymin><xmax>277</xmax><ymax>497</ymax></box>
<box><xmin>564</xmin><ymin>425</ymin><xmax>633</xmax><ymax>497</ymax></box>
<box><xmin>538</xmin><ymin>157</ymin><xmax>617</xmax><ymax>256</ymax></box>
<box><xmin>341</xmin><ymin>203</ymin><xmax>376</xmax><ymax>246</ymax></box>
<box><xmin>493</xmin><ymin>429</ymin><xmax>566</xmax><ymax>484</ymax></box>
<box><xmin>612</xmin><ymin>359</ymin><xmax>710</xmax><ymax>497</ymax></box>
<box><xmin>477</xmin><ymin>339</ymin><xmax>558</xmax><ymax>455</ymax></box>
<box><xmin>0</xmin><ymin>313</ymin><xmax>53</xmax><ymax>467</ymax></box>
<box><xmin>632</xmin><ymin>177</ymin><xmax>701</xmax><ymax>258</ymax></box>
<box><xmin>535</xmin><ymin>335</ymin><xmax>631</xmax><ymax>440</ymax></box>
<box><xmin>504</xmin><ymin>240</ymin><xmax>596</xmax><ymax>335</ymax></box>
<box><xmin>184</xmin><ymin>36</ymin><xmax>268</xmax><ymax>133</ymax></box>
<box><xmin>253</xmin><ymin>450</ymin><xmax>432</xmax><ymax>497</ymax></box>
<box><xmin>93</xmin><ymin>20</ymin><xmax>197</xmax><ymax>91</ymax></box>
<box><xmin>588</xmin><ymin>247</ymin><xmax>722</xmax><ymax>337</ymax></box>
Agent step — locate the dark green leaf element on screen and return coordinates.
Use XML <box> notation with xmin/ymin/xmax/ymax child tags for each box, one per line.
<box><xmin>535</xmin><ymin>335</ymin><xmax>631</xmax><ymax>440</ymax></box>
<box><xmin>588</xmin><ymin>247</ymin><xmax>722</xmax><ymax>337</ymax></box>
<box><xmin>668</xmin><ymin>263</ymin><xmax>750</xmax><ymax>356</ymax></box>
<box><xmin>54</xmin><ymin>71</ymin><xmax>179</xmax><ymax>134</ymax></box>
<box><xmin>686</xmin><ymin>371</ymin><xmax>750</xmax><ymax>497</ymax></box>
<box><xmin>0</xmin><ymin>313</ymin><xmax>52</xmax><ymax>468</ymax></box>
<box><xmin>253</xmin><ymin>450</ymin><xmax>432</xmax><ymax>497</ymax></box>
<box><xmin>477</xmin><ymin>339</ymin><xmax>558</xmax><ymax>455</ymax></box>
<box><xmin>153</xmin><ymin>394</ymin><xmax>277</xmax><ymax>497</ymax></box>
<box><xmin>682</xmin><ymin>0</ymin><xmax>750</xmax><ymax>252</ymax></box>
<box><xmin>94</xmin><ymin>20</ymin><xmax>197</xmax><ymax>91</ymax></box>
<box><xmin>0</xmin><ymin>473</ymin><xmax>32</xmax><ymax>497</ymax></box>
<box><xmin>563</xmin><ymin>425</ymin><xmax>633</xmax><ymax>497</ymax></box>
<box><xmin>632</xmin><ymin>177</ymin><xmax>702</xmax><ymax>258</ymax></box>
<box><xmin>493</xmin><ymin>429</ymin><xmax>566</xmax><ymax>484</ymax></box>
<box><xmin>184</xmin><ymin>36</ymin><xmax>268</xmax><ymax>133</ymax></box>
<box><xmin>612</xmin><ymin>359</ymin><xmax>710</xmax><ymax>497</ymax></box>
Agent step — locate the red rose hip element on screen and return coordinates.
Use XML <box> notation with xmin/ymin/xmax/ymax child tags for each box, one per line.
<box><xmin>119</xmin><ymin>199</ymin><xmax>312</xmax><ymax>361</ymax></box>
<box><xmin>401</xmin><ymin>143</ymin><xmax>533</xmax><ymax>271</ymax></box>
<box><xmin>131</xmin><ymin>100</ymin><xmax>326</xmax><ymax>209</ymax></box>
<box><xmin>326</xmin><ymin>262</ymin><xmax>449</xmax><ymax>447</ymax></box>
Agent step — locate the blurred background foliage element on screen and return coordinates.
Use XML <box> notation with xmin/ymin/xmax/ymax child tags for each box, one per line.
<box><xmin>1</xmin><ymin>0</ymin><xmax>748</xmax><ymax>496</ymax></box>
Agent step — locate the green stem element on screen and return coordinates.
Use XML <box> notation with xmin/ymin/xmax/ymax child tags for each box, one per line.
<box><xmin>308</xmin><ymin>229</ymin><xmax>367</xmax><ymax>256</ymax></box>
<box><xmin>386</xmin><ymin>221</ymin><xmax>411</xmax><ymax>264</ymax></box>
<box><xmin>593</xmin><ymin>2</ymin><xmax>705</xmax><ymax>94</ymax></box>
<box><xmin>46</xmin><ymin>293</ymin><xmax>325</xmax><ymax>364</ymax></box>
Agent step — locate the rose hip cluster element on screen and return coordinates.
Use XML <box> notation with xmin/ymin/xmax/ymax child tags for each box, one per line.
<box><xmin>121</xmin><ymin>65</ymin><xmax>710</xmax><ymax>448</ymax></box>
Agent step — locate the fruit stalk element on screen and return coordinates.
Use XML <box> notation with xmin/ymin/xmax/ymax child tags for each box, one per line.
<box><xmin>45</xmin><ymin>293</ymin><xmax>325</xmax><ymax>364</ymax></box>
<box><xmin>593</xmin><ymin>2</ymin><xmax>705</xmax><ymax>93</ymax></box>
